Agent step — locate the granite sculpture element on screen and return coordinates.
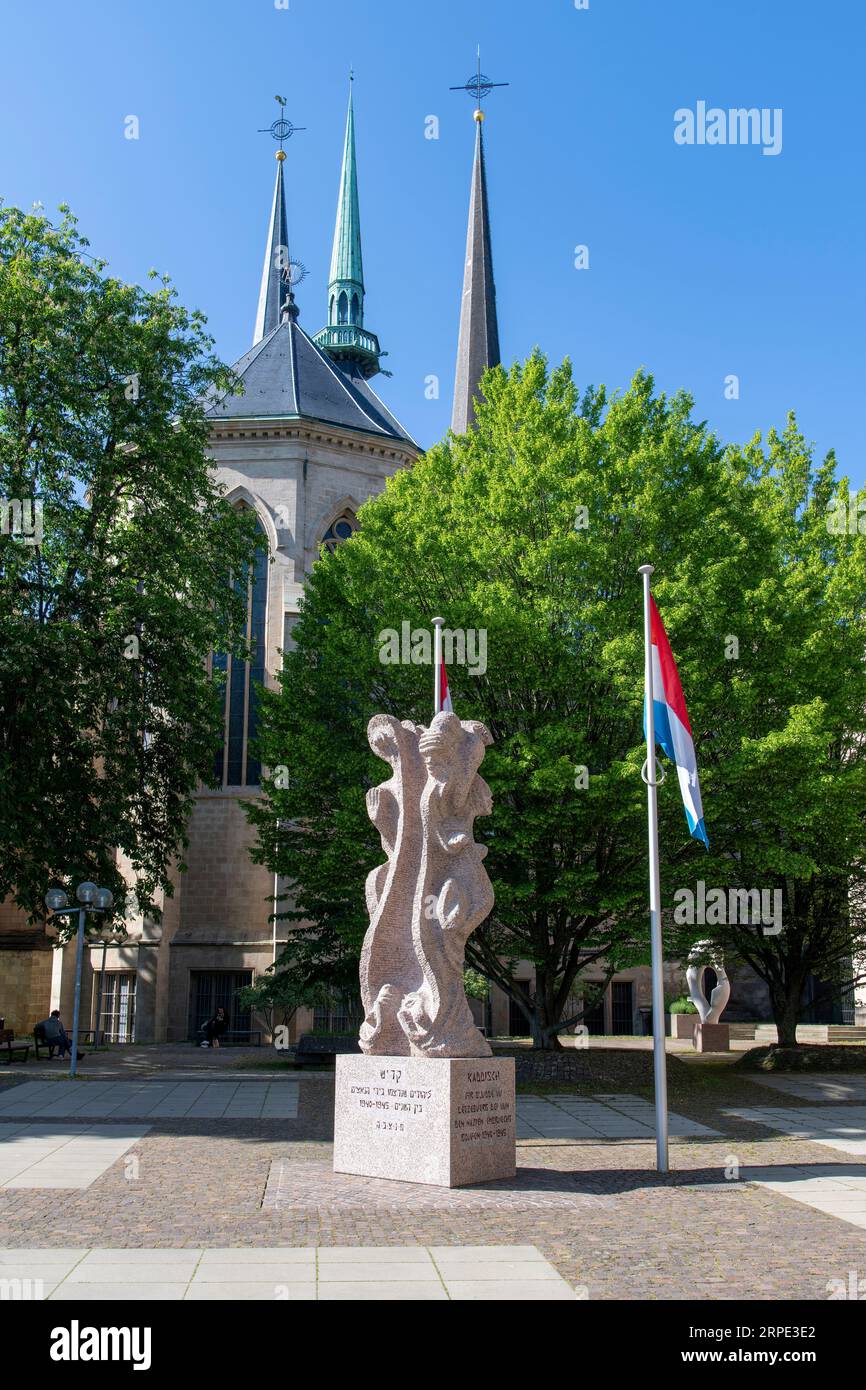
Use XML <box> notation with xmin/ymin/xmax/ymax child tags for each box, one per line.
<box><xmin>358</xmin><ymin>710</ymin><xmax>494</xmax><ymax>1059</ymax></box>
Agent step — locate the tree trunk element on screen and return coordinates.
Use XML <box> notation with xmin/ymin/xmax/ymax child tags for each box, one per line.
<box><xmin>771</xmin><ymin>986</ymin><xmax>801</xmax><ymax>1048</ymax></box>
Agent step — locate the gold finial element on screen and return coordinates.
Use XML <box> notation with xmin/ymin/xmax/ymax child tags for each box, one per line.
<box><xmin>474</xmin><ymin>109</ymin><xmax>484</xmax><ymax>122</ymax></box>
<box><xmin>276</xmin><ymin>149</ymin><xmax>286</xmax><ymax>161</ymax></box>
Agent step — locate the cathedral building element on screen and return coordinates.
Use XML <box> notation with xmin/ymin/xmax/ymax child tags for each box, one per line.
<box><xmin>133</xmin><ymin>82</ymin><xmax>420</xmax><ymax>1042</ymax></box>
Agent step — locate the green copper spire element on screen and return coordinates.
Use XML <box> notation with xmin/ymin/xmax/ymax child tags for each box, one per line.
<box><xmin>314</xmin><ymin>75</ymin><xmax>382</xmax><ymax>378</ymax></box>
<box><xmin>329</xmin><ymin>75</ymin><xmax>364</xmax><ymax>301</ymax></box>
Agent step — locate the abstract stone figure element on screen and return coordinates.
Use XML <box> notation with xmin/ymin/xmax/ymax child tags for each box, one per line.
<box><xmin>686</xmin><ymin>941</ymin><xmax>731</xmax><ymax>1024</ymax></box>
<box><xmin>358</xmin><ymin>710</ymin><xmax>494</xmax><ymax>1058</ymax></box>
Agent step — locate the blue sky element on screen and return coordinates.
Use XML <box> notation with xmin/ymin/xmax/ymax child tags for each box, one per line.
<box><xmin>1</xmin><ymin>0</ymin><xmax>863</xmax><ymax>479</ymax></box>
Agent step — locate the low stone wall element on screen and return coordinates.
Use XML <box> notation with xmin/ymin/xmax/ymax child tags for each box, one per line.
<box><xmin>512</xmin><ymin>1052</ymin><xmax>591</xmax><ymax>1084</ymax></box>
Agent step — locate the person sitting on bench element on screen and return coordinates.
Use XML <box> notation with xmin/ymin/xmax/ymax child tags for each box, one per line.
<box><xmin>35</xmin><ymin>1010</ymin><xmax>82</xmax><ymax>1060</ymax></box>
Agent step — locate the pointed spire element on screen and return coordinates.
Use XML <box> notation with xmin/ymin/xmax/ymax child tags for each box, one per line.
<box><xmin>253</xmin><ymin>151</ymin><xmax>294</xmax><ymax>344</ymax></box>
<box><xmin>451</xmin><ymin>112</ymin><xmax>501</xmax><ymax>434</ymax></box>
<box><xmin>315</xmin><ymin>74</ymin><xmax>382</xmax><ymax>378</ymax></box>
<box><xmin>253</xmin><ymin>99</ymin><xmax>306</xmax><ymax>345</ymax></box>
<box><xmin>328</xmin><ymin>75</ymin><xmax>364</xmax><ymax>310</ymax></box>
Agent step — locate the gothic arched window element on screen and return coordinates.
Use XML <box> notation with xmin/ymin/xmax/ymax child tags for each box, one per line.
<box><xmin>351</xmin><ymin>292</ymin><xmax>360</xmax><ymax>322</ymax></box>
<box><xmin>329</xmin><ymin>294</ymin><xmax>335</xmax><ymax>324</ymax></box>
<box><xmin>321</xmin><ymin>511</ymin><xmax>358</xmax><ymax>554</ymax></box>
<box><xmin>213</xmin><ymin>511</ymin><xmax>269</xmax><ymax>787</ymax></box>
<box><xmin>337</xmin><ymin>291</ymin><xmax>349</xmax><ymax>325</ymax></box>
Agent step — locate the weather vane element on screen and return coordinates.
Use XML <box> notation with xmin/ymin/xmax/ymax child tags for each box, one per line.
<box><xmin>258</xmin><ymin>94</ymin><xmax>306</xmax><ymax>158</ymax></box>
<box><xmin>449</xmin><ymin>46</ymin><xmax>509</xmax><ymax>116</ymax></box>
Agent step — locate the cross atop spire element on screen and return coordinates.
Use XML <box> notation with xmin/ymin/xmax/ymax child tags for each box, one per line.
<box><xmin>449</xmin><ymin>46</ymin><xmax>509</xmax><ymax>117</ymax></box>
<box><xmin>252</xmin><ymin>98</ymin><xmax>306</xmax><ymax>345</ymax></box>
<box><xmin>450</xmin><ymin>52</ymin><xmax>505</xmax><ymax>433</ymax></box>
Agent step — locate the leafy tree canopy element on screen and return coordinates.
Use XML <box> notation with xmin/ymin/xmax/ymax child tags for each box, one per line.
<box><xmin>0</xmin><ymin>205</ymin><xmax>259</xmax><ymax>934</ymax></box>
<box><xmin>248</xmin><ymin>352</ymin><xmax>866</xmax><ymax>1047</ymax></box>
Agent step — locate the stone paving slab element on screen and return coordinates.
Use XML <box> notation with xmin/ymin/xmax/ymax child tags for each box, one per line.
<box><xmin>725</xmin><ymin>1105</ymin><xmax>866</xmax><ymax>1157</ymax></box>
<box><xmin>516</xmin><ymin>1094</ymin><xmax>719</xmax><ymax>1140</ymax></box>
<box><xmin>747</xmin><ymin>1163</ymin><xmax>866</xmax><ymax>1230</ymax></box>
<box><xmin>0</xmin><ymin>1245</ymin><xmax>578</xmax><ymax>1301</ymax></box>
<box><xmin>749</xmin><ymin>1074</ymin><xmax>866</xmax><ymax>1104</ymax></box>
<box><xmin>0</xmin><ymin>1081</ymin><xmax>298</xmax><ymax>1121</ymax></box>
<box><xmin>0</xmin><ymin>1123</ymin><xmax>149</xmax><ymax>1189</ymax></box>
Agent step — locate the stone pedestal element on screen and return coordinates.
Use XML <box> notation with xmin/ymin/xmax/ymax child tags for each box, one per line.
<box><xmin>669</xmin><ymin>1013</ymin><xmax>698</xmax><ymax>1040</ymax></box>
<box><xmin>694</xmin><ymin>1021</ymin><xmax>731</xmax><ymax>1052</ymax></box>
<box><xmin>333</xmin><ymin>1054</ymin><xmax>516</xmax><ymax>1188</ymax></box>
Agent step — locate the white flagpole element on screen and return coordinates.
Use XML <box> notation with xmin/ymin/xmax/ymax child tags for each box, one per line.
<box><xmin>432</xmin><ymin>616</ymin><xmax>444</xmax><ymax>716</ymax></box>
<box><xmin>639</xmin><ymin>563</ymin><xmax>669</xmax><ymax>1173</ymax></box>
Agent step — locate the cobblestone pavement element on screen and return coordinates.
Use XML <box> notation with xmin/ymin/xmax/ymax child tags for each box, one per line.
<box><xmin>2</xmin><ymin>1069</ymin><xmax>866</xmax><ymax>1300</ymax></box>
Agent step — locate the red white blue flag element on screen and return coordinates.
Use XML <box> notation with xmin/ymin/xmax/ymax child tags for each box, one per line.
<box><xmin>437</xmin><ymin>655</ymin><xmax>453</xmax><ymax>714</ymax></box>
<box><xmin>645</xmin><ymin>596</ymin><xmax>708</xmax><ymax>848</ymax></box>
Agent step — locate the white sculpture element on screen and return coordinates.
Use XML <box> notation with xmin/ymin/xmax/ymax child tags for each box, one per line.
<box><xmin>686</xmin><ymin>942</ymin><xmax>731</xmax><ymax>1024</ymax></box>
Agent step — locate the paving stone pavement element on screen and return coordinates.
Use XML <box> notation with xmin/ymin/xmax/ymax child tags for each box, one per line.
<box><xmin>724</xmin><ymin>1106</ymin><xmax>866</xmax><ymax>1156</ymax></box>
<box><xmin>0</xmin><ymin>1081</ymin><xmax>298</xmax><ymax>1121</ymax></box>
<box><xmin>2</xmin><ymin>1072</ymin><xmax>866</xmax><ymax>1299</ymax></box>
<box><xmin>517</xmin><ymin>1094</ymin><xmax>719</xmax><ymax>1139</ymax></box>
<box><xmin>0</xmin><ymin>1124</ymin><xmax>148</xmax><ymax>1189</ymax></box>
<box><xmin>749</xmin><ymin>1073</ymin><xmax>866</xmax><ymax>1104</ymax></box>
<box><xmin>747</xmin><ymin>1164</ymin><xmax>866</xmax><ymax>1231</ymax></box>
<box><xmin>0</xmin><ymin>1244</ymin><xmax>578</xmax><ymax>1301</ymax></box>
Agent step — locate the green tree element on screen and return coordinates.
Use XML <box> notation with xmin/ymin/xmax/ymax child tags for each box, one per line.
<box><xmin>0</xmin><ymin>205</ymin><xmax>258</xmax><ymax>931</ymax></box>
<box><xmin>667</xmin><ymin>420</ymin><xmax>866</xmax><ymax>1045</ymax></box>
<box><xmin>248</xmin><ymin>354</ymin><xmax>755</xmax><ymax>1045</ymax></box>
<box><xmin>247</xmin><ymin>353</ymin><xmax>865</xmax><ymax>1049</ymax></box>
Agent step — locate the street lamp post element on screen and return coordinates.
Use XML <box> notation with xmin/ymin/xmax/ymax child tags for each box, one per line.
<box><xmin>44</xmin><ymin>882</ymin><xmax>114</xmax><ymax>1078</ymax></box>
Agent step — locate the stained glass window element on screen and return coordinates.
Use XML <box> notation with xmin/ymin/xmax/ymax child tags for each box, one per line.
<box><xmin>321</xmin><ymin>512</ymin><xmax>357</xmax><ymax>554</ymax></box>
<box><xmin>213</xmin><ymin>512</ymin><xmax>269</xmax><ymax>787</ymax></box>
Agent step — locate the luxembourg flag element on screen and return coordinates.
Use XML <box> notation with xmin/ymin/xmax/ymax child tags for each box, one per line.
<box><xmin>432</xmin><ymin>616</ymin><xmax>454</xmax><ymax>715</ymax></box>
<box><xmin>646</xmin><ymin>596</ymin><xmax>709</xmax><ymax>848</ymax></box>
<box><xmin>437</xmin><ymin>654</ymin><xmax>453</xmax><ymax>714</ymax></box>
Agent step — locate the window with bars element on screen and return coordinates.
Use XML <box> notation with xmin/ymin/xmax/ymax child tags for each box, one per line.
<box><xmin>312</xmin><ymin>997</ymin><xmax>360</xmax><ymax>1035</ymax></box>
<box><xmin>188</xmin><ymin>971</ymin><xmax>253</xmax><ymax>1041</ymax></box>
<box><xmin>611</xmin><ymin>981</ymin><xmax>635</xmax><ymax>1035</ymax></box>
<box><xmin>99</xmin><ymin>973</ymin><xmax>137</xmax><ymax>1043</ymax></box>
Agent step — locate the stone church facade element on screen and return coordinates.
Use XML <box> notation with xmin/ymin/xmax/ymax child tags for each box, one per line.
<box><xmin>106</xmin><ymin>86</ymin><xmax>419</xmax><ymax>1044</ymax></box>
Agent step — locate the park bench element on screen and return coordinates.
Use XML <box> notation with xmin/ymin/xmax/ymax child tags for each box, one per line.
<box><xmin>33</xmin><ymin>1024</ymin><xmax>59</xmax><ymax>1059</ymax></box>
<box><xmin>0</xmin><ymin>1028</ymin><xmax>31</xmax><ymax>1063</ymax></box>
<box><xmin>294</xmin><ymin>1034</ymin><xmax>360</xmax><ymax>1066</ymax></box>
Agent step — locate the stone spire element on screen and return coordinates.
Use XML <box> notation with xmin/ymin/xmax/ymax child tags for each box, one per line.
<box><xmin>314</xmin><ymin>75</ymin><xmax>382</xmax><ymax>378</ymax></box>
<box><xmin>451</xmin><ymin>111</ymin><xmax>501</xmax><ymax>434</ymax></box>
<box><xmin>253</xmin><ymin>148</ymin><xmax>295</xmax><ymax>345</ymax></box>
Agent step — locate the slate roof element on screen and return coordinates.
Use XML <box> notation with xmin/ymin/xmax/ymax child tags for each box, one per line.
<box><xmin>205</xmin><ymin>314</ymin><xmax>417</xmax><ymax>447</ymax></box>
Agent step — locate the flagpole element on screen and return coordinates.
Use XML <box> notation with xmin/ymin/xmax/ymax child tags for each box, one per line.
<box><xmin>639</xmin><ymin>563</ymin><xmax>669</xmax><ymax>1174</ymax></box>
<box><xmin>432</xmin><ymin>616</ymin><xmax>444</xmax><ymax>716</ymax></box>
